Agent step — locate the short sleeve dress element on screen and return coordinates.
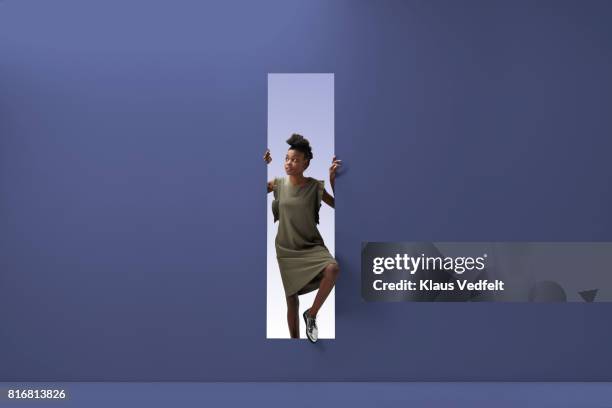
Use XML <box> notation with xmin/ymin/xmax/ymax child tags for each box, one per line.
<box><xmin>272</xmin><ymin>176</ymin><xmax>337</xmax><ymax>296</ymax></box>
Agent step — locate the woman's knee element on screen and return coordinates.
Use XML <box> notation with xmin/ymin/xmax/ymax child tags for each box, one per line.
<box><xmin>324</xmin><ymin>262</ymin><xmax>340</xmax><ymax>278</ymax></box>
<box><xmin>286</xmin><ymin>294</ymin><xmax>299</xmax><ymax>308</ymax></box>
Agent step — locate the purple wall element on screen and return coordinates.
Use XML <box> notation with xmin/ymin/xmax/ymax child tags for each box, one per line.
<box><xmin>1</xmin><ymin>0</ymin><xmax>612</xmax><ymax>380</ymax></box>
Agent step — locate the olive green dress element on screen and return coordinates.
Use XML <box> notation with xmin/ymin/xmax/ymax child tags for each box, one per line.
<box><xmin>272</xmin><ymin>176</ymin><xmax>336</xmax><ymax>296</ymax></box>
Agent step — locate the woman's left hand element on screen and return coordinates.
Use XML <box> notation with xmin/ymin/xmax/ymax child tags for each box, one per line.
<box><xmin>329</xmin><ymin>155</ymin><xmax>342</xmax><ymax>182</ymax></box>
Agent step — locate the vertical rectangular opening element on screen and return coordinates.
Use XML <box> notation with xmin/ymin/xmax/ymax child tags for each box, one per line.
<box><xmin>266</xmin><ymin>73</ymin><xmax>335</xmax><ymax>339</ymax></box>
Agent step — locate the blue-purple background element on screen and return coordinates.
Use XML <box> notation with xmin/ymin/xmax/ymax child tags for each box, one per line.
<box><xmin>1</xmin><ymin>0</ymin><xmax>612</xmax><ymax>380</ymax></box>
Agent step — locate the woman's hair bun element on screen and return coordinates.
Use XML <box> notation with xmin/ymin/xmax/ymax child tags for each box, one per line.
<box><xmin>286</xmin><ymin>133</ymin><xmax>313</xmax><ymax>160</ymax></box>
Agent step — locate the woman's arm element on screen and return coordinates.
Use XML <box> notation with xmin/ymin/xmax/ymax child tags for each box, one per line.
<box><xmin>329</xmin><ymin>155</ymin><xmax>342</xmax><ymax>194</ymax></box>
<box><xmin>324</xmin><ymin>155</ymin><xmax>341</xmax><ymax>207</ymax></box>
<box><xmin>264</xmin><ymin>149</ymin><xmax>273</xmax><ymax>193</ymax></box>
<box><xmin>322</xmin><ymin>189</ymin><xmax>335</xmax><ymax>208</ymax></box>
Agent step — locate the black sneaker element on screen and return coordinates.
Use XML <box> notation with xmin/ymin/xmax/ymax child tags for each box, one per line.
<box><xmin>302</xmin><ymin>308</ymin><xmax>318</xmax><ymax>343</ymax></box>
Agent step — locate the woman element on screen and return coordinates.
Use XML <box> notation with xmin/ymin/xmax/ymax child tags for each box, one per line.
<box><xmin>264</xmin><ymin>134</ymin><xmax>342</xmax><ymax>343</ymax></box>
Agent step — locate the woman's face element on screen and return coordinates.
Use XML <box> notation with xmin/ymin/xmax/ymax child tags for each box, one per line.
<box><xmin>284</xmin><ymin>149</ymin><xmax>309</xmax><ymax>176</ymax></box>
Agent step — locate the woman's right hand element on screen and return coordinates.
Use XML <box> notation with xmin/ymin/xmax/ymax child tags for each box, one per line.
<box><xmin>263</xmin><ymin>149</ymin><xmax>272</xmax><ymax>164</ymax></box>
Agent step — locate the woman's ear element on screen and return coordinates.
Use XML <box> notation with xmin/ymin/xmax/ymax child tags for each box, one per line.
<box><xmin>304</xmin><ymin>160</ymin><xmax>310</xmax><ymax>170</ymax></box>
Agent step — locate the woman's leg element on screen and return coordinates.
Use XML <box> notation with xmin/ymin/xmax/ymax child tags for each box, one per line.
<box><xmin>286</xmin><ymin>294</ymin><xmax>300</xmax><ymax>338</ymax></box>
<box><xmin>308</xmin><ymin>262</ymin><xmax>340</xmax><ymax>317</ymax></box>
